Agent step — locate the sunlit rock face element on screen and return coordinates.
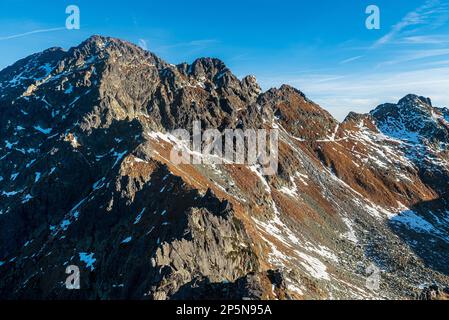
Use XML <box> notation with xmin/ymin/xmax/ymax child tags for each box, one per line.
<box><xmin>0</xmin><ymin>36</ymin><xmax>448</xmax><ymax>300</ymax></box>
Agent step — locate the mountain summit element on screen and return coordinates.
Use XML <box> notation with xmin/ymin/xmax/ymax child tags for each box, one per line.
<box><xmin>1</xmin><ymin>36</ymin><xmax>448</xmax><ymax>300</ymax></box>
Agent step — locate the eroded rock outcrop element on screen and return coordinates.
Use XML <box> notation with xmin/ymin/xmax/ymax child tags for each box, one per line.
<box><xmin>1</xmin><ymin>36</ymin><xmax>449</xmax><ymax>300</ymax></box>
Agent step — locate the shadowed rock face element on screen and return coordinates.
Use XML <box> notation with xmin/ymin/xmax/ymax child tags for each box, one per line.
<box><xmin>371</xmin><ymin>94</ymin><xmax>449</xmax><ymax>144</ymax></box>
<box><xmin>1</xmin><ymin>36</ymin><xmax>449</xmax><ymax>300</ymax></box>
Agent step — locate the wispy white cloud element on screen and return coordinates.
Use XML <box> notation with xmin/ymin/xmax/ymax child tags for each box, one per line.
<box><xmin>374</xmin><ymin>0</ymin><xmax>449</xmax><ymax>47</ymax></box>
<box><xmin>309</xmin><ymin>75</ymin><xmax>346</xmax><ymax>83</ymax></box>
<box><xmin>377</xmin><ymin>48</ymin><xmax>449</xmax><ymax>66</ymax></box>
<box><xmin>339</xmin><ymin>55</ymin><xmax>363</xmax><ymax>65</ymax></box>
<box><xmin>0</xmin><ymin>27</ymin><xmax>66</xmax><ymax>41</ymax></box>
<box><xmin>400</xmin><ymin>34</ymin><xmax>449</xmax><ymax>44</ymax></box>
<box><xmin>420</xmin><ymin>58</ymin><xmax>449</xmax><ymax>67</ymax></box>
<box><xmin>138</xmin><ymin>39</ymin><xmax>148</xmax><ymax>50</ymax></box>
<box><xmin>154</xmin><ymin>39</ymin><xmax>219</xmax><ymax>51</ymax></box>
<box><xmin>258</xmin><ymin>66</ymin><xmax>449</xmax><ymax>121</ymax></box>
<box><xmin>138</xmin><ymin>38</ymin><xmax>219</xmax><ymax>57</ymax></box>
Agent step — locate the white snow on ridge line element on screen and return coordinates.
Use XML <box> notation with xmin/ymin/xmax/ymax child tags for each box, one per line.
<box><xmin>121</xmin><ymin>236</ymin><xmax>133</xmax><ymax>244</ymax></box>
<box><xmin>279</xmin><ymin>176</ymin><xmax>298</xmax><ymax>197</ymax></box>
<box><xmin>295</xmin><ymin>250</ymin><xmax>330</xmax><ymax>281</ymax></box>
<box><xmin>134</xmin><ymin>208</ymin><xmax>145</xmax><ymax>224</ymax></box>
<box><xmin>5</xmin><ymin>140</ymin><xmax>17</xmax><ymax>149</ymax></box>
<box><xmin>341</xmin><ymin>217</ymin><xmax>358</xmax><ymax>243</ymax></box>
<box><xmin>249</xmin><ymin>165</ymin><xmax>271</xmax><ymax>193</ymax></box>
<box><xmin>351</xmin><ymin>197</ymin><xmax>397</xmax><ymax>220</ymax></box>
<box><xmin>252</xmin><ymin>201</ymin><xmax>333</xmax><ymax>282</ymax></box>
<box><xmin>147</xmin><ymin>131</ymin><xmax>175</xmax><ymax>144</ymax></box>
<box><xmin>33</xmin><ymin>125</ymin><xmax>52</xmax><ymax>135</ymax></box>
<box><xmin>316</xmin><ymin>124</ymin><xmax>340</xmax><ymax>142</ymax></box>
<box><xmin>285</xmin><ymin>280</ymin><xmax>304</xmax><ymax>296</ymax></box>
<box><xmin>2</xmin><ymin>190</ymin><xmax>21</xmax><ymax>197</ymax></box>
<box><xmin>50</xmin><ymin>196</ymin><xmax>88</xmax><ymax>235</ymax></box>
<box><xmin>79</xmin><ymin>252</ymin><xmax>96</xmax><ymax>271</ymax></box>
<box><xmin>279</xmin><ymin>172</ymin><xmax>310</xmax><ymax>197</ymax></box>
<box><xmin>391</xmin><ymin>210</ymin><xmax>449</xmax><ymax>242</ymax></box>
<box><xmin>92</xmin><ymin>177</ymin><xmax>106</xmax><ymax>191</ymax></box>
<box><xmin>112</xmin><ymin>150</ymin><xmax>128</xmax><ymax>167</ymax></box>
<box><xmin>303</xmin><ymin>241</ymin><xmax>339</xmax><ymax>263</ymax></box>
<box><xmin>60</xmin><ymin>219</ymin><xmax>71</xmax><ymax>231</ymax></box>
<box><xmin>22</xmin><ymin>194</ymin><xmax>33</xmax><ymax>203</ymax></box>
<box><xmin>147</xmin><ymin>130</ymin><xmax>234</xmax><ymax>165</ymax></box>
<box><xmin>64</xmin><ymin>83</ymin><xmax>73</xmax><ymax>94</ymax></box>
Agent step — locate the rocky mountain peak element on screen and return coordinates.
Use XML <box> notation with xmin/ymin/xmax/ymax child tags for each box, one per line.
<box><xmin>344</xmin><ymin>111</ymin><xmax>364</xmax><ymax>122</ymax></box>
<box><xmin>241</xmin><ymin>75</ymin><xmax>262</xmax><ymax>98</ymax></box>
<box><xmin>266</xmin><ymin>84</ymin><xmax>308</xmax><ymax>99</ymax></box>
<box><xmin>372</xmin><ymin>94</ymin><xmax>433</xmax><ymax>118</ymax></box>
<box><xmin>343</xmin><ymin>111</ymin><xmax>375</xmax><ymax>126</ymax></box>
<box><xmin>370</xmin><ymin>94</ymin><xmax>449</xmax><ymax>144</ymax></box>
<box><xmin>75</xmin><ymin>35</ymin><xmax>137</xmax><ymax>52</ymax></box>
<box><xmin>257</xmin><ymin>84</ymin><xmax>338</xmax><ymax>141</ymax></box>
<box><xmin>189</xmin><ymin>57</ymin><xmax>227</xmax><ymax>76</ymax></box>
<box><xmin>438</xmin><ymin>107</ymin><xmax>449</xmax><ymax>121</ymax></box>
<box><xmin>68</xmin><ymin>35</ymin><xmax>165</xmax><ymax>70</ymax></box>
<box><xmin>184</xmin><ymin>57</ymin><xmax>242</xmax><ymax>90</ymax></box>
<box><xmin>69</xmin><ymin>35</ymin><xmax>115</xmax><ymax>57</ymax></box>
<box><xmin>398</xmin><ymin>94</ymin><xmax>432</xmax><ymax>109</ymax></box>
<box><xmin>1</xmin><ymin>36</ymin><xmax>449</xmax><ymax>300</ymax></box>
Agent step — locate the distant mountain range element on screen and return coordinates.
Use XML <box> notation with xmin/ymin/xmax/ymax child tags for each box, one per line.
<box><xmin>0</xmin><ymin>36</ymin><xmax>448</xmax><ymax>300</ymax></box>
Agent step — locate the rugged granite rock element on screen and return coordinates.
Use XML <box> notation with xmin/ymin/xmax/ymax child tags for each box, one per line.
<box><xmin>416</xmin><ymin>285</ymin><xmax>449</xmax><ymax>300</ymax></box>
<box><xmin>0</xmin><ymin>35</ymin><xmax>448</xmax><ymax>300</ymax></box>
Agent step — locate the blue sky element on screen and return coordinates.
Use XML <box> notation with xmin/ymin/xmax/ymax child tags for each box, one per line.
<box><xmin>0</xmin><ymin>0</ymin><xmax>448</xmax><ymax>120</ymax></box>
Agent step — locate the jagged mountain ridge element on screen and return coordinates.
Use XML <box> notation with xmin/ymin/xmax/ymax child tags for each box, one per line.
<box><xmin>0</xmin><ymin>35</ymin><xmax>448</xmax><ymax>300</ymax></box>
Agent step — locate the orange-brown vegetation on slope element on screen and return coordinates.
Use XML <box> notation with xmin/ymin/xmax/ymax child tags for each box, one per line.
<box><xmin>120</xmin><ymin>155</ymin><xmax>160</xmax><ymax>179</ymax></box>
<box><xmin>314</xmin><ymin>138</ymin><xmax>438</xmax><ymax>208</ymax></box>
<box><xmin>337</xmin><ymin>113</ymin><xmax>379</xmax><ymax>134</ymax></box>
<box><xmin>272</xmin><ymin>188</ymin><xmax>326</xmax><ymax>225</ymax></box>
<box><xmin>260</xmin><ymin>85</ymin><xmax>338</xmax><ymax>141</ymax></box>
<box><xmin>144</xmin><ymin>136</ymin><xmax>311</xmax><ymax>275</ymax></box>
